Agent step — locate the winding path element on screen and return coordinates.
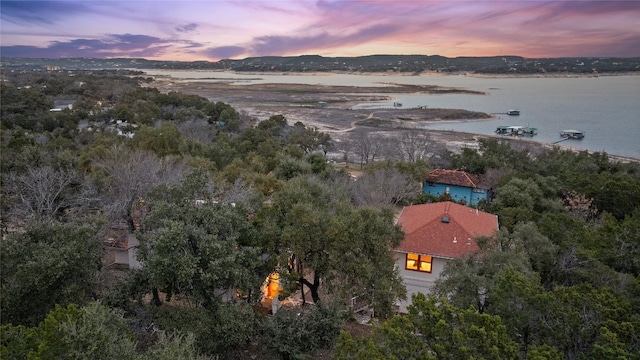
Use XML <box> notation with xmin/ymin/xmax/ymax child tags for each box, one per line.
<box><xmin>319</xmin><ymin>112</ymin><xmax>378</xmax><ymax>133</ymax></box>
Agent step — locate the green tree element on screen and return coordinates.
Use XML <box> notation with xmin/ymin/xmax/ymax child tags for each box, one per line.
<box><xmin>533</xmin><ymin>284</ymin><xmax>632</xmax><ymax>359</ymax></box>
<box><xmin>143</xmin><ymin>331</ymin><xmax>207</xmax><ymax>360</ymax></box>
<box><xmin>526</xmin><ymin>344</ymin><xmax>563</xmax><ymax>360</ymax></box>
<box><xmin>490</xmin><ymin>268</ymin><xmax>545</xmax><ymax>355</ymax></box>
<box><xmin>593</xmin><ymin>208</ymin><xmax>640</xmax><ymax>276</ymax></box>
<box><xmin>137</xmin><ymin>174</ymin><xmax>264</xmax><ymax>307</ymax></box>
<box><xmin>264</xmin><ymin>176</ymin><xmax>405</xmax><ymax>314</ymax></box>
<box><xmin>326</xmin><ymin>205</ymin><xmax>406</xmax><ymax>318</ymax></box>
<box><xmin>490</xmin><ymin>177</ymin><xmax>544</xmax><ymax>230</ymax></box>
<box><xmin>1</xmin><ymin>302</ymin><xmax>210</xmax><ymax>360</ymax></box>
<box><xmin>131</xmin><ymin>122</ymin><xmax>184</xmax><ymax>157</ymax></box>
<box><xmin>0</xmin><ymin>222</ymin><xmax>102</xmax><ymax>326</ymax></box>
<box><xmin>451</xmin><ymin>138</ymin><xmax>530</xmax><ymax>174</ymax></box>
<box><xmin>204</xmin><ymin>100</ymin><xmax>242</xmax><ymax>132</ymax></box>
<box><xmin>133</xmin><ymin>99</ymin><xmax>163</xmax><ymax>124</ymax></box>
<box><xmin>274</xmin><ymin>154</ymin><xmax>313</xmax><ymax>180</ymax></box>
<box><xmin>153</xmin><ymin>303</ymin><xmax>254</xmax><ymax>357</ymax></box>
<box><xmin>433</xmin><ymin>228</ymin><xmax>532</xmax><ymax>313</ymax></box>
<box><xmin>286</xmin><ymin>123</ymin><xmax>332</xmax><ymax>154</ymax></box>
<box><xmin>114</xmin><ymin>102</ymin><xmax>135</xmax><ymax>122</ymax></box>
<box><xmin>263</xmin><ymin>300</ymin><xmax>345</xmax><ymax>360</ymax></box>
<box><xmin>256</xmin><ymin>114</ymin><xmax>288</xmax><ymax>136</ymax></box>
<box><xmin>589</xmin><ymin>327</ymin><xmax>631</xmax><ymax>360</ymax></box>
<box><xmin>1</xmin><ymin>303</ymin><xmax>137</xmax><ymax>360</ymax></box>
<box><xmin>334</xmin><ymin>294</ymin><xmax>518</xmax><ymax>360</ymax></box>
<box><xmin>511</xmin><ymin>222</ymin><xmax>559</xmax><ymax>282</ymax></box>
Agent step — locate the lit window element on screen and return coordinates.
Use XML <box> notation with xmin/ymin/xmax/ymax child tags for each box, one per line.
<box><xmin>406</xmin><ymin>253</ymin><xmax>432</xmax><ymax>273</ymax></box>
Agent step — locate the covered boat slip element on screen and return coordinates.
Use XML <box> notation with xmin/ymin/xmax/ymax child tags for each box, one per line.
<box><xmin>552</xmin><ymin>129</ymin><xmax>585</xmax><ymax>144</ymax></box>
<box><xmin>495</xmin><ymin>125</ymin><xmax>538</xmax><ymax>136</ymax></box>
<box><xmin>560</xmin><ymin>129</ymin><xmax>585</xmax><ymax>139</ymax></box>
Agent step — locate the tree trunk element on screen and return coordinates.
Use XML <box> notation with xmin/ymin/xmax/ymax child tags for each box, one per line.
<box><xmin>299</xmin><ymin>277</ymin><xmax>306</xmax><ymax>306</ymax></box>
<box><xmin>152</xmin><ymin>287</ymin><xmax>162</xmax><ymax>306</ymax></box>
<box><xmin>300</xmin><ymin>273</ymin><xmax>321</xmax><ymax>304</ymax></box>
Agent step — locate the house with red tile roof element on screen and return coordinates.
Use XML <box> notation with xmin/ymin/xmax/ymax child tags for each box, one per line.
<box><xmin>423</xmin><ymin>169</ymin><xmax>491</xmax><ymax>206</ymax></box>
<box><xmin>394</xmin><ymin>201</ymin><xmax>498</xmax><ymax>313</ymax></box>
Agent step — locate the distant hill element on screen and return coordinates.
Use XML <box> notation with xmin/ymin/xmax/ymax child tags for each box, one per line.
<box><xmin>2</xmin><ymin>55</ymin><xmax>639</xmax><ymax>74</ymax></box>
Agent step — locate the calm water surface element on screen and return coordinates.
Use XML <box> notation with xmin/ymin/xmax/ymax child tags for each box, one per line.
<box><xmin>143</xmin><ymin>70</ymin><xmax>640</xmax><ymax>159</ymax></box>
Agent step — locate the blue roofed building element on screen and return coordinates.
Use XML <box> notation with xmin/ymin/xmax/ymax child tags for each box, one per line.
<box><xmin>423</xmin><ymin>169</ymin><xmax>491</xmax><ymax>206</ymax></box>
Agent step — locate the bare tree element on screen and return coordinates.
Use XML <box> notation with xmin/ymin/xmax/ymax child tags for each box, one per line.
<box><xmin>350</xmin><ymin>131</ymin><xmax>385</xmax><ymax>167</ymax></box>
<box><xmin>91</xmin><ymin>144</ymin><xmax>187</xmax><ymax>230</ymax></box>
<box><xmin>482</xmin><ymin>167</ymin><xmax>513</xmax><ymax>189</ymax></box>
<box><xmin>391</xmin><ymin>130</ymin><xmax>453</xmax><ymax>167</ymax></box>
<box><xmin>394</xmin><ymin>131</ymin><xmax>432</xmax><ymax>162</ymax></box>
<box><xmin>350</xmin><ymin>167</ymin><xmax>421</xmax><ymax>207</ymax></box>
<box><xmin>3</xmin><ymin>166</ymin><xmax>79</xmax><ymax>222</ymax></box>
<box><xmin>203</xmin><ymin>177</ymin><xmax>262</xmax><ymax>212</ymax></box>
<box><xmin>177</xmin><ymin>119</ymin><xmax>215</xmax><ymax>145</ymax></box>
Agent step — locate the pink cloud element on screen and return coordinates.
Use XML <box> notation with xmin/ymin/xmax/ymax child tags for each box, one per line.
<box><xmin>1</xmin><ymin>0</ymin><xmax>639</xmax><ymax>60</ymax></box>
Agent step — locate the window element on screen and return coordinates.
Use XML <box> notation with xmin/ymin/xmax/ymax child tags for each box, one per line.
<box><xmin>427</xmin><ymin>182</ymin><xmax>435</xmax><ymax>187</ymax></box>
<box><xmin>406</xmin><ymin>253</ymin><xmax>432</xmax><ymax>273</ymax></box>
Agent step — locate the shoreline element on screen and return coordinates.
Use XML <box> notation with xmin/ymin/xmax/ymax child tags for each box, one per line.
<box><xmin>146</xmin><ymin>74</ymin><xmax>639</xmax><ymax>162</ymax></box>
<box><xmin>141</xmin><ymin>68</ymin><xmax>640</xmax><ymax>79</ymax></box>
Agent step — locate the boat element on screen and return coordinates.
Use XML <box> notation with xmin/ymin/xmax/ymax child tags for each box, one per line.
<box><xmin>506</xmin><ymin>109</ymin><xmax>520</xmax><ymax>116</ymax></box>
<box><xmin>560</xmin><ymin>129</ymin><xmax>585</xmax><ymax>139</ymax></box>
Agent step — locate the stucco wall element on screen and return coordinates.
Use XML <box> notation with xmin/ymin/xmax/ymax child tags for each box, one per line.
<box><xmin>394</xmin><ymin>251</ymin><xmax>449</xmax><ymax>313</ymax></box>
<box><xmin>127</xmin><ymin>234</ymin><xmax>142</xmax><ymax>270</ymax></box>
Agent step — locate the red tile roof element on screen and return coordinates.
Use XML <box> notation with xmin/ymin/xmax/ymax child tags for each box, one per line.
<box><xmin>425</xmin><ymin>169</ymin><xmax>483</xmax><ymax>188</ymax></box>
<box><xmin>395</xmin><ymin>202</ymin><xmax>498</xmax><ymax>259</ymax></box>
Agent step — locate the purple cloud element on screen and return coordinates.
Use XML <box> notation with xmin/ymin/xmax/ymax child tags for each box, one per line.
<box><xmin>1</xmin><ymin>0</ymin><xmax>638</xmax><ymax>60</ymax></box>
<box><xmin>248</xmin><ymin>23</ymin><xmax>400</xmax><ymax>56</ymax></box>
<box><xmin>1</xmin><ymin>1</ymin><xmax>91</xmax><ymax>25</ymax></box>
<box><xmin>549</xmin><ymin>0</ymin><xmax>640</xmax><ymax>16</ymax></box>
<box><xmin>176</xmin><ymin>23</ymin><xmax>198</xmax><ymax>33</ymax></box>
<box><xmin>0</xmin><ymin>33</ymin><xmax>199</xmax><ymax>58</ymax></box>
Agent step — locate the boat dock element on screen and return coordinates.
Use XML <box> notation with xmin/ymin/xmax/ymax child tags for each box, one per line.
<box><xmin>554</xmin><ymin>129</ymin><xmax>585</xmax><ymax>143</ymax></box>
<box><xmin>495</xmin><ymin>125</ymin><xmax>537</xmax><ymax>137</ymax></box>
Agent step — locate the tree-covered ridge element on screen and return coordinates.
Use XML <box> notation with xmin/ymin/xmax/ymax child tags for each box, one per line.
<box><xmin>2</xmin><ymin>54</ymin><xmax>640</xmax><ymax>74</ymax></box>
<box><xmin>1</xmin><ymin>69</ymin><xmax>639</xmax><ymax>359</ymax></box>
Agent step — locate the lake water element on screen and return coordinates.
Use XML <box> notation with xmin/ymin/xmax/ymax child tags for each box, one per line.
<box><xmin>142</xmin><ymin>70</ymin><xmax>640</xmax><ymax>159</ymax></box>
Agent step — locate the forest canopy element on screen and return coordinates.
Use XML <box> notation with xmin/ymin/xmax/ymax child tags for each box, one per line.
<box><xmin>1</xmin><ymin>68</ymin><xmax>639</xmax><ymax>359</ymax></box>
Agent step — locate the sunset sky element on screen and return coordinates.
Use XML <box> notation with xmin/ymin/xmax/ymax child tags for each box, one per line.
<box><xmin>1</xmin><ymin>0</ymin><xmax>639</xmax><ymax>61</ymax></box>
